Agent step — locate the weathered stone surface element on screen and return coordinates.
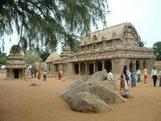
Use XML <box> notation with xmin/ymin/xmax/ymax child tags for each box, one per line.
<box><xmin>87</xmin><ymin>81</ymin><xmax>126</xmax><ymax>104</ymax></box>
<box><xmin>61</xmin><ymin>80</ymin><xmax>126</xmax><ymax>104</ymax></box>
<box><xmin>86</xmin><ymin>69</ymin><xmax>108</xmax><ymax>82</ymax></box>
<box><xmin>68</xmin><ymin>92</ymin><xmax>112</xmax><ymax>113</ymax></box>
<box><xmin>85</xmin><ymin>69</ymin><xmax>116</xmax><ymax>90</ymax></box>
<box><xmin>60</xmin><ymin>70</ymin><xmax>126</xmax><ymax>113</ymax></box>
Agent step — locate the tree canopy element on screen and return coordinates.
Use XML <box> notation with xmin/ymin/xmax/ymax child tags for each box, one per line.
<box><xmin>153</xmin><ymin>41</ymin><xmax>161</xmax><ymax>60</ymax></box>
<box><xmin>0</xmin><ymin>52</ymin><xmax>7</xmax><ymax>65</ymax></box>
<box><xmin>24</xmin><ymin>50</ymin><xmax>42</xmax><ymax>64</ymax></box>
<box><xmin>0</xmin><ymin>0</ymin><xmax>109</xmax><ymax>52</ymax></box>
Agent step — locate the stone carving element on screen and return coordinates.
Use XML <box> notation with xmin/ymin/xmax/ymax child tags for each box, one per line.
<box><xmin>10</xmin><ymin>45</ymin><xmax>21</xmax><ymax>54</ymax></box>
<box><xmin>6</xmin><ymin>45</ymin><xmax>26</xmax><ymax>80</ymax></box>
<box><xmin>46</xmin><ymin>22</ymin><xmax>155</xmax><ymax>76</ymax></box>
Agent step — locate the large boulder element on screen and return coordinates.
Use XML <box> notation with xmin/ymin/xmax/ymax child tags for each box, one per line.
<box><xmin>60</xmin><ymin>70</ymin><xmax>127</xmax><ymax>113</ymax></box>
<box><xmin>68</xmin><ymin>92</ymin><xmax>112</xmax><ymax>113</ymax></box>
<box><xmin>85</xmin><ymin>69</ymin><xmax>108</xmax><ymax>82</ymax></box>
<box><xmin>61</xmin><ymin>80</ymin><xmax>126</xmax><ymax>105</ymax></box>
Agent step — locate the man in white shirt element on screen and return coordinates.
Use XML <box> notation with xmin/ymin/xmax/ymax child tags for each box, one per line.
<box><xmin>107</xmin><ymin>70</ymin><xmax>114</xmax><ymax>81</ymax></box>
<box><xmin>151</xmin><ymin>67</ymin><xmax>158</xmax><ymax>87</ymax></box>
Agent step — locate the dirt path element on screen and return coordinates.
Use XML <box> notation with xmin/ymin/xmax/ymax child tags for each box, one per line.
<box><xmin>0</xmin><ymin>72</ymin><xmax>161</xmax><ymax>121</ymax></box>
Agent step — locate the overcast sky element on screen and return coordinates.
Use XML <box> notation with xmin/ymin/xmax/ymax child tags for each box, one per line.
<box><xmin>2</xmin><ymin>0</ymin><xmax>161</xmax><ymax>54</ymax></box>
<box><xmin>107</xmin><ymin>0</ymin><xmax>161</xmax><ymax>47</ymax></box>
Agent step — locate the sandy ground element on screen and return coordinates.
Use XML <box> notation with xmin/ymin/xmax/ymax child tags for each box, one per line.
<box><xmin>0</xmin><ymin>71</ymin><xmax>161</xmax><ymax>121</ymax></box>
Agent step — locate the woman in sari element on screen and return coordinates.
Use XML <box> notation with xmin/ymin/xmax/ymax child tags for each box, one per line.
<box><xmin>120</xmin><ymin>65</ymin><xmax>130</xmax><ymax>91</ymax></box>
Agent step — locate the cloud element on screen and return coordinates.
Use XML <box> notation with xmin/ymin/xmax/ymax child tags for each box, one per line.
<box><xmin>107</xmin><ymin>0</ymin><xmax>145</xmax><ymax>25</ymax></box>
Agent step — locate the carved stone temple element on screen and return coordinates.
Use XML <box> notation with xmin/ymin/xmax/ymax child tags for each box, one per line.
<box><xmin>46</xmin><ymin>23</ymin><xmax>155</xmax><ymax>77</ymax></box>
<box><xmin>6</xmin><ymin>45</ymin><xmax>26</xmax><ymax>79</ymax></box>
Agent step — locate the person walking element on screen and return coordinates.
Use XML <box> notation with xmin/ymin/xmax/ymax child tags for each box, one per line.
<box><xmin>151</xmin><ymin>67</ymin><xmax>158</xmax><ymax>87</ymax></box>
<box><xmin>131</xmin><ymin>70</ymin><xmax>136</xmax><ymax>87</ymax></box>
<box><xmin>120</xmin><ymin>65</ymin><xmax>130</xmax><ymax>91</ymax></box>
<box><xmin>57</xmin><ymin>70</ymin><xmax>62</xmax><ymax>80</ymax></box>
<box><xmin>143</xmin><ymin>68</ymin><xmax>148</xmax><ymax>83</ymax></box>
<box><xmin>136</xmin><ymin>68</ymin><xmax>141</xmax><ymax>82</ymax></box>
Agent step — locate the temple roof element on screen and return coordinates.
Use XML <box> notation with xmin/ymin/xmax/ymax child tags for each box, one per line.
<box><xmin>46</xmin><ymin>52</ymin><xmax>61</xmax><ymax>63</ymax></box>
<box><xmin>80</xmin><ymin>22</ymin><xmax>138</xmax><ymax>46</ymax></box>
<box><xmin>6</xmin><ymin>54</ymin><xmax>26</xmax><ymax>69</ymax></box>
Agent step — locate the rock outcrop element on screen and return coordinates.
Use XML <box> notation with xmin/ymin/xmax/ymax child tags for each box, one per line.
<box><xmin>60</xmin><ymin>70</ymin><xmax>126</xmax><ymax>113</ymax></box>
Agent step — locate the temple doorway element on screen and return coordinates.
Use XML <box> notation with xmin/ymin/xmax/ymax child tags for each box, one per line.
<box><xmin>55</xmin><ymin>64</ymin><xmax>59</xmax><ymax>72</ymax></box>
<box><xmin>96</xmin><ymin>61</ymin><xmax>102</xmax><ymax>71</ymax></box>
<box><xmin>143</xmin><ymin>61</ymin><xmax>147</xmax><ymax>69</ymax></box>
<box><xmin>89</xmin><ymin>63</ymin><xmax>94</xmax><ymax>75</ymax></box>
<box><xmin>105</xmin><ymin>60</ymin><xmax>112</xmax><ymax>72</ymax></box>
<box><xmin>129</xmin><ymin>61</ymin><xmax>135</xmax><ymax>71</ymax></box>
<box><xmin>136</xmin><ymin>60</ymin><xmax>140</xmax><ymax>70</ymax></box>
<box><xmin>14</xmin><ymin>69</ymin><xmax>19</xmax><ymax>79</ymax></box>
<box><xmin>74</xmin><ymin>63</ymin><xmax>79</xmax><ymax>74</ymax></box>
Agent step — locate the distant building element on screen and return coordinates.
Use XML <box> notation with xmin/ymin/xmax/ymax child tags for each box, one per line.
<box><xmin>46</xmin><ymin>23</ymin><xmax>155</xmax><ymax>77</ymax></box>
<box><xmin>6</xmin><ymin>45</ymin><xmax>26</xmax><ymax>79</ymax></box>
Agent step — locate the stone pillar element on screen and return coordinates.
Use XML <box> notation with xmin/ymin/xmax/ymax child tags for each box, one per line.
<box><xmin>133</xmin><ymin>61</ymin><xmax>136</xmax><ymax>71</ymax></box>
<box><xmin>85</xmin><ymin>62</ymin><xmax>88</xmax><ymax>75</ymax></box>
<box><xmin>59</xmin><ymin>64</ymin><xmax>63</xmax><ymax>71</ymax></box>
<box><xmin>138</xmin><ymin>60</ymin><xmax>142</xmax><ymax>70</ymax></box>
<box><xmin>102</xmin><ymin>61</ymin><xmax>105</xmax><ymax>70</ymax></box>
<box><xmin>51</xmin><ymin>64</ymin><xmax>54</xmax><ymax>75</ymax></box>
<box><xmin>112</xmin><ymin>58</ymin><xmax>126</xmax><ymax>75</ymax></box>
<box><xmin>93</xmin><ymin>62</ymin><xmax>96</xmax><ymax>73</ymax></box>
<box><xmin>78</xmin><ymin>63</ymin><xmax>81</xmax><ymax>75</ymax></box>
<box><xmin>64</xmin><ymin>62</ymin><xmax>74</xmax><ymax>77</ymax></box>
<box><xmin>11</xmin><ymin>69</ymin><xmax>14</xmax><ymax>79</ymax></box>
<box><xmin>53</xmin><ymin>64</ymin><xmax>56</xmax><ymax>75</ymax></box>
<box><xmin>22</xmin><ymin>69</ymin><xmax>25</xmax><ymax>80</ymax></box>
<box><xmin>147</xmin><ymin>59</ymin><xmax>155</xmax><ymax>70</ymax></box>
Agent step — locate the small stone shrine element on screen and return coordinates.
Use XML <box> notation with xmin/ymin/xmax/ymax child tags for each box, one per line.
<box><xmin>6</xmin><ymin>45</ymin><xmax>26</xmax><ymax>79</ymax></box>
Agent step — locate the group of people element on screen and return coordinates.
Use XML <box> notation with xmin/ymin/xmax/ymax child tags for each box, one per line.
<box><xmin>119</xmin><ymin>65</ymin><xmax>161</xmax><ymax>92</ymax></box>
<box><xmin>25</xmin><ymin>67</ymin><xmax>64</xmax><ymax>81</ymax></box>
<box><xmin>34</xmin><ymin>70</ymin><xmax>47</xmax><ymax>81</ymax></box>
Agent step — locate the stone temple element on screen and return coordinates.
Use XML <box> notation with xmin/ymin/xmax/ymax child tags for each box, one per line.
<box><xmin>6</xmin><ymin>45</ymin><xmax>26</xmax><ymax>79</ymax></box>
<box><xmin>46</xmin><ymin>23</ymin><xmax>155</xmax><ymax>77</ymax></box>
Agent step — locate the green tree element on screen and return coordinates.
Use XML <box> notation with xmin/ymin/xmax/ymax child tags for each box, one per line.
<box><xmin>35</xmin><ymin>46</ymin><xmax>50</xmax><ymax>61</ymax></box>
<box><xmin>0</xmin><ymin>0</ymin><xmax>109</xmax><ymax>52</ymax></box>
<box><xmin>0</xmin><ymin>52</ymin><xmax>7</xmax><ymax>65</ymax></box>
<box><xmin>153</xmin><ymin>41</ymin><xmax>161</xmax><ymax>60</ymax></box>
<box><xmin>24</xmin><ymin>50</ymin><xmax>42</xmax><ymax>64</ymax></box>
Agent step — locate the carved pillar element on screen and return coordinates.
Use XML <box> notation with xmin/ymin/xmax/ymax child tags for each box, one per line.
<box><xmin>95</xmin><ymin>62</ymin><xmax>98</xmax><ymax>72</ymax></box>
<box><xmin>22</xmin><ymin>69</ymin><xmax>25</xmax><ymax>79</ymax></box>
<box><xmin>78</xmin><ymin>63</ymin><xmax>81</xmax><ymax>75</ymax></box>
<box><xmin>139</xmin><ymin>60</ymin><xmax>143</xmax><ymax>70</ymax></box>
<box><xmin>102</xmin><ymin>61</ymin><xmax>105</xmax><ymax>70</ymax></box>
<box><xmin>93</xmin><ymin>61</ymin><xmax>96</xmax><ymax>73</ymax></box>
<box><xmin>133</xmin><ymin>61</ymin><xmax>136</xmax><ymax>71</ymax></box>
<box><xmin>85</xmin><ymin>62</ymin><xmax>88</xmax><ymax>75</ymax></box>
<box><xmin>112</xmin><ymin>58</ymin><xmax>126</xmax><ymax>75</ymax></box>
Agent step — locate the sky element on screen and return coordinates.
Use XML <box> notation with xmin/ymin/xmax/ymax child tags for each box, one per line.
<box><xmin>107</xmin><ymin>0</ymin><xmax>161</xmax><ymax>47</ymax></box>
<box><xmin>1</xmin><ymin>0</ymin><xmax>161</xmax><ymax>54</ymax></box>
